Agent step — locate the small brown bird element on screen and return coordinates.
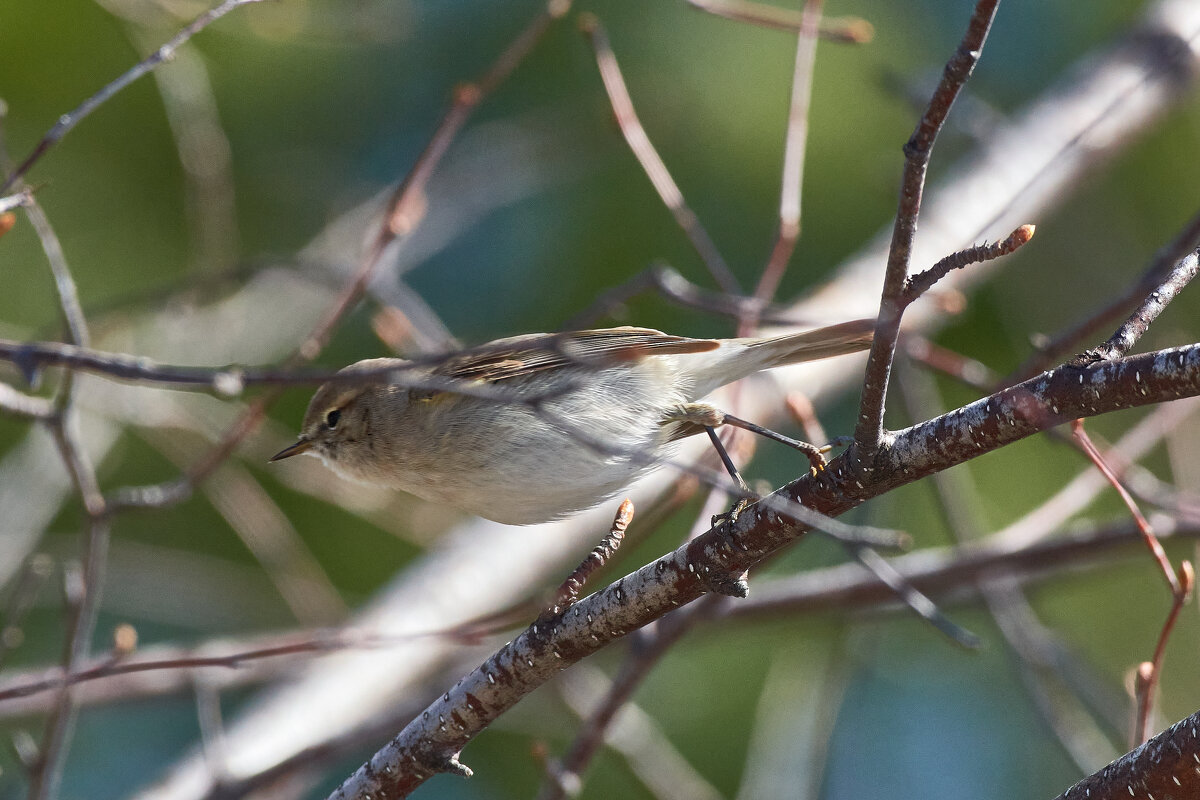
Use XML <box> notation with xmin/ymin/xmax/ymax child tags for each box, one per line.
<box><xmin>272</xmin><ymin>319</ymin><xmax>873</xmax><ymax>524</ymax></box>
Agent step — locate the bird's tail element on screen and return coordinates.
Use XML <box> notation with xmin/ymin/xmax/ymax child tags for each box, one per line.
<box><xmin>689</xmin><ymin>318</ymin><xmax>875</xmax><ymax>397</ymax></box>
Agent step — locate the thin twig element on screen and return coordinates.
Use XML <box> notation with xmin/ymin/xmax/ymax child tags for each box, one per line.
<box><xmin>547</xmin><ymin>499</ymin><xmax>635</xmax><ymax>614</ymax></box>
<box><xmin>0</xmin><ymin>0</ymin><xmax>266</xmax><ymax>193</ymax></box>
<box><xmin>28</xmin><ymin>418</ymin><xmax>110</xmax><ymax>799</ymax></box>
<box><xmin>580</xmin><ymin>15</ymin><xmax>741</xmax><ymax>295</ymax></box>
<box><xmin>1134</xmin><ymin>561</ymin><xmax>1194</xmax><ymax>744</ymax></box>
<box><xmin>0</xmin><ymin>632</ymin><xmax>370</xmax><ymax>704</ymax></box>
<box><xmin>3</xmin><ymin>113</ymin><xmax>112</xmax><ymax>796</ymax></box>
<box><xmin>684</xmin><ymin>0</ymin><xmax>873</xmax><ymax>42</ymax></box>
<box><xmin>851</xmin><ymin>0</ymin><xmax>1000</xmax><ymax>471</ymax></box>
<box><xmin>749</xmin><ymin>0</ymin><xmax>823</xmax><ymax>317</ymax></box>
<box><xmin>849</xmin><ymin>545</ymin><xmax>979</xmax><ymax>647</ymax></box>
<box><xmin>902</xmin><ymin>223</ymin><xmax>1035</xmax><ymax>304</ymax></box>
<box><xmin>0</xmin><ymin>338</ymin><xmax>577</xmax><ymax>402</ymax></box>
<box><xmin>1010</xmin><ymin>208</ymin><xmax>1200</xmax><ymax>383</ymax></box>
<box><xmin>727</xmin><ymin>517</ymin><xmax>1199</xmax><ymax>624</ymax></box>
<box><xmin>1071</xmin><ymin>419</ymin><xmax>1179</xmax><ymax>595</ymax></box>
<box><xmin>1086</xmin><ymin>247</ymin><xmax>1200</xmax><ymax>363</ymax></box>
<box><xmin>1071</xmin><ymin>417</ymin><xmax>1198</xmax><ymax>747</ymax></box>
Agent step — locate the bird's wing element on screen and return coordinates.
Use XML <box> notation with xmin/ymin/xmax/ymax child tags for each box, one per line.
<box><xmin>433</xmin><ymin>327</ymin><xmax>720</xmax><ymax>384</ymax></box>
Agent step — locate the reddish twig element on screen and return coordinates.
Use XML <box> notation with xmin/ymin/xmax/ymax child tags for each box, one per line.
<box><xmin>1071</xmin><ymin>417</ymin><xmax>1194</xmax><ymax>747</ymax></box>
<box><xmin>0</xmin><ymin>634</ymin><xmax>355</xmax><ymax>704</ymax></box>
<box><xmin>903</xmin><ymin>335</ymin><xmax>998</xmax><ymax>390</ymax></box>
<box><xmin>748</xmin><ymin>0</ymin><xmax>823</xmax><ymax>319</ymax></box>
<box><xmin>785</xmin><ymin>392</ymin><xmax>828</xmax><ymax>446</ymax></box>
<box><xmin>547</xmin><ymin>499</ymin><xmax>635</xmax><ymax>614</ymax></box>
<box><xmin>897</xmin><ymin>355</ymin><xmax>1119</xmax><ymax>770</ymax></box>
<box><xmin>1070</xmin><ymin>419</ymin><xmax>1179</xmax><ymax>595</ymax></box>
<box><xmin>580</xmin><ymin>15</ymin><xmax>741</xmax><ymax>295</ymax></box>
<box><xmin>1134</xmin><ymin>561</ymin><xmax>1194</xmax><ymax>744</ymax></box>
<box><xmin>684</xmin><ymin>0</ymin><xmax>873</xmax><ymax>42</ymax></box>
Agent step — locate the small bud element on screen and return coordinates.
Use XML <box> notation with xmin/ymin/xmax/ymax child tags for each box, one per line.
<box><xmin>112</xmin><ymin>623</ymin><xmax>138</xmax><ymax>656</ymax></box>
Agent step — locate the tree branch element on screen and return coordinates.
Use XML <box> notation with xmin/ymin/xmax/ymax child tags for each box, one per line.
<box><xmin>330</xmin><ymin>342</ymin><xmax>1200</xmax><ymax>798</ymax></box>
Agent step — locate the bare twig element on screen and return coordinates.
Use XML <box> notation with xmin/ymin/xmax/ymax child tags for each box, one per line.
<box><xmin>0</xmin><ymin>0</ymin><xmax>266</xmax><ymax>193</ymax></box>
<box><xmin>580</xmin><ymin>15</ymin><xmax>741</xmax><ymax>295</ymax></box>
<box><xmin>727</xmin><ymin>518</ymin><xmax>1199</xmax><ymax>624</ymax></box>
<box><xmin>0</xmin><ymin>338</ymin><xmax>576</xmax><ymax>401</ymax></box>
<box><xmin>29</xmin><ymin>457</ymin><xmax>108</xmax><ymax>800</ymax></box>
<box><xmin>851</xmin><ymin>0</ymin><xmax>1000</xmax><ymax>470</ymax></box>
<box><xmin>1086</xmin><ymin>248</ymin><xmax>1200</xmax><ymax>363</ymax></box>
<box><xmin>851</xmin><ymin>545</ymin><xmax>980</xmax><ymax>646</ymax></box>
<box><xmin>547</xmin><ymin>499</ymin><xmax>634</xmax><ymax>614</ymax></box>
<box><xmin>3</xmin><ymin>124</ymin><xmax>112</xmax><ymax>798</ymax></box>
<box><xmin>1071</xmin><ymin>419</ymin><xmax>1179</xmax><ymax>595</ymax></box>
<box><xmin>0</xmin><ymin>631</ymin><xmax>371</xmax><ymax>704</ymax></box>
<box><xmin>902</xmin><ymin>223</ymin><xmax>1035</xmax><ymax>304</ymax></box>
<box><xmin>1011</xmin><ymin>209</ymin><xmax>1200</xmax><ymax>383</ymax></box>
<box><xmin>1134</xmin><ymin>561</ymin><xmax>1194</xmax><ymax>744</ymax></box>
<box><xmin>684</xmin><ymin>0</ymin><xmax>873</xmax><ymax>42</ymax></box>
<box><xmin>748</xmin><ymin>0</ymin><xmax>823</xmax><ymax>316</ymax></box>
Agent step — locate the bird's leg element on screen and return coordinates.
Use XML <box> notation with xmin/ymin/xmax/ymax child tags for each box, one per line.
<box><xmin>666</xmin><ymin>402</ymin><xmax>830</xmax><ymax>474</ymax></box>
<box><xmin>703</xmin><ymin>426</ymin><xmax>755</xmax><ymax>526</ymax></box>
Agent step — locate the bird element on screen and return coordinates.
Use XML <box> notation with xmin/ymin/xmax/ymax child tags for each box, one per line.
<box><xmin>270</xmin><ymin>319</ymin><xmax>873</xmax><ymax>525</ymax></box>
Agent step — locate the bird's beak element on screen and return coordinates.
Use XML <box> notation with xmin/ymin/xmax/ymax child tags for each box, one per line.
<box><xmin>270</xmin><ymin>438</ymin><xmax>313</xmax><ymax>462</ymax></box>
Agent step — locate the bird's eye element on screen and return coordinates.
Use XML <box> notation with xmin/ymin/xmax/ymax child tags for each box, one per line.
<box><xmin>325</xmin><ymin>408</ymin><xmax>341</xmax><ymax>429</ymax></box>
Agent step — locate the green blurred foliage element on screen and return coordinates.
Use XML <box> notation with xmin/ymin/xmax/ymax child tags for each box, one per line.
<box><xmin>1</xmin><ymin>0</ymin><xmax>1198</xmax><ymax>798</ymax></box>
